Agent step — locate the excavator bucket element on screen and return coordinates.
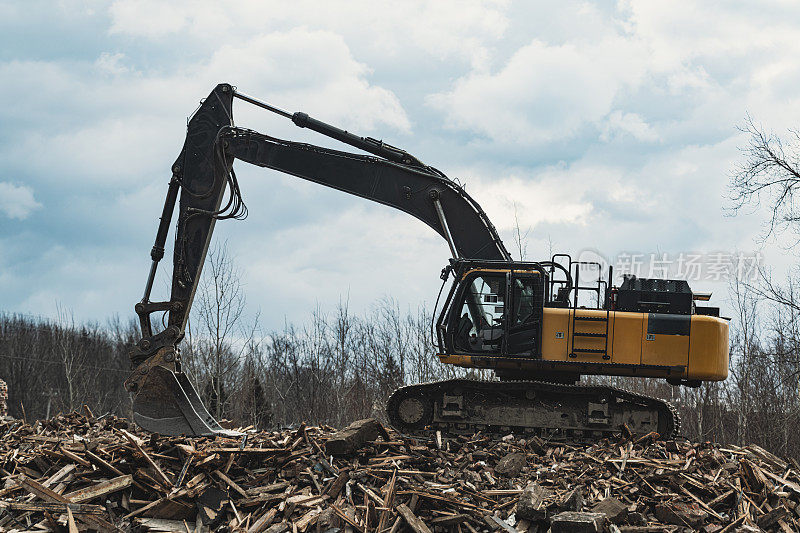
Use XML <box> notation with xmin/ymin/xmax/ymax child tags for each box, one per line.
<box><xmin>128</xmin><ymin>354</ymin><xmax>240</xmax><ymax>437</ymax></box>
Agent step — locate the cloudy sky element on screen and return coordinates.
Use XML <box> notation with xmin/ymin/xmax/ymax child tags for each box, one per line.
<box><xmin>2</xmin><ymin>0</ymin><xmax>800</xmax><ymax>328</ymax></box>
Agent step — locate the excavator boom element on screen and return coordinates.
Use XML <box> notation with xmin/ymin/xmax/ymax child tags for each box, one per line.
<box><xmin>127</xmin><ymin>83</ymin><xmax>510</xmax><ymax>436</ymax></box>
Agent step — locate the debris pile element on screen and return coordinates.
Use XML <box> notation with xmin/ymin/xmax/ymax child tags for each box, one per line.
<box><xmin>0</xmin><ymin>412</ymin><xmax>799</xmax><ymax>532</ymax></box>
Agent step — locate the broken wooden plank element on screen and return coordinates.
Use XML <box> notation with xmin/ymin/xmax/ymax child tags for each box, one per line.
<box><xmin>66</xmin><ymin>506</ymin><xmax>79</xmax><ymax>533</ymax></box>
<box><xmin>63</xmin><ymin>475</ymin><xmax>133</xmax><ymax>503</ymax></box>
<box><xmin>0</xmin><ymin>500</ymin><xmax>106</xmax><ymax>514</ymax></box>
<box><xmin>17</xmin><ymin>474</ymin><xmax>116</xmax><ymax>532</ymax></box>
<box><xmin>120</xmin><ymin>428</ymin><xmax>172</xmax><ymax>488</ymax></box>
<box><xmin>214</xmin><ymin>469</ymin><xmax>248</xmax><ymax>499</ymax></box>
<box><xmin>396</xmin><ymin>503</ymin><xmax>432</xmax><ymax>533</ymax></box>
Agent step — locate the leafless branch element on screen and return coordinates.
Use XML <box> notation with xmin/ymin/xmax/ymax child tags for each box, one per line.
<box><xmin>730</xmin><ymin>115</ymin><xmax>800</xmax><ymax>241</ymax></box>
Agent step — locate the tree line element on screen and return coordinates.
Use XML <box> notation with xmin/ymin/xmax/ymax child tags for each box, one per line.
<box><xmin>0</xmin><ymin>296</ymin><xmax>480</xmax><ymax>431</ymax></box>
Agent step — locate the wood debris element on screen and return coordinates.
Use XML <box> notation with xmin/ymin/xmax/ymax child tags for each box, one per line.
<box><xmin>0</xmin><ymin>412</ymin><xmax>798</xmax><ymax>532</ymax></box>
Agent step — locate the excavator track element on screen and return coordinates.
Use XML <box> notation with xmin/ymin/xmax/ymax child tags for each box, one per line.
<box><xmin>386</xmin><ymin>379</ymin><xmax>679</xmax><ymax>441</ymax></box>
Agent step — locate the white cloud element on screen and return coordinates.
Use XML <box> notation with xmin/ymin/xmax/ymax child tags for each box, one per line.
<box><xmin>108</xmin><ymin>1</ymin><xmax>196</xmax><ymax>37</ymax></box>
<box><xmin>601</xmin><ymin>111</ymin><xmax>659</xmax><ymax>143</ymax></box>
<box><xmin>0</xmin><ymin>29</ymin><xmax>412</xmax><ymax>191</ymax></box>
<box><xmin>107</xmin><ymin>0</ymin><xmax>509</xmax><ymax>66</ymax></box>
<box><xmin>94</xmin><ymin>52</ymin><xmax>130</xmax><ymax>76</ymax></box>
<box><xmin>461</xmin><ymin>171</ymin><xmax>593</xmax><ymax>231</ymax></box>
<box><xmin>230</xmin><ymin>202</ymin><xmax>447</xmax><ymax>321</ymax></box>
<box><xmin>204</xmin><ymin>29</ymin><xmax>411</xmax><ymax>133</ymax></box>
<box><xmin>0</xmin><ymin>182</ymin><xmax>41</xmax><ymax>220</ymax></box>
<box><xmin>428</xmin><ymin>0</ymin><xmax>800</xmax><ymax>148</ymax></box>
<box><xmin>428</xmin><ymin>36</ymin><xmax>650</xmax><ymax>143</ymax></box>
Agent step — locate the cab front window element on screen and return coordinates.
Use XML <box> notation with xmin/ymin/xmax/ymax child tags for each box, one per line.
<box><xmin>453</xmin><ymin>274</ymin><xmax>505</xmax><ymax>353</ymax></box>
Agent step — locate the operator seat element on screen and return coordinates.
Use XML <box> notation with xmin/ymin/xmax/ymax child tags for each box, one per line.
<box><xmin>456</xmin><ymin>313</ymin><xmax>473</xmax><ymax>351</ymax></box>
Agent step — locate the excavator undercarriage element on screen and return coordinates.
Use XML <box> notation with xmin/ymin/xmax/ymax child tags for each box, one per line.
<box><xmin>126</xmin><ymin>83</ymin><xmax>727</xmax><ymax>440</ymax></box>
<box><xmin>387</xmin><ymin>379</ymin><xmax>679</xmax><ymax>440</ymax></box>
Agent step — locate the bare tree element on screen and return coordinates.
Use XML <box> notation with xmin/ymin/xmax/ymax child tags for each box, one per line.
<box><xmin>186</xmin><ymin>242</ymin><xmax>259</xmax><ymax>420</ymax></box>
<box><xmin>730</xmin><ymin>115</ymin><xmax>800</xmax><ymax>239</ymax></box>
<box><xmin>726</xmin><ymin>117</ymin><xmax>800</xmax><ymax>454</ymax></box>
<box><xmin>512</xmin><ymin>201</ymin><xmax>531</xmax><ymax>261</ymax></box>
<box><xmin>54</xmin><ymin>305</ymin><xmax>86</xmax><ymax>412</ymax></box>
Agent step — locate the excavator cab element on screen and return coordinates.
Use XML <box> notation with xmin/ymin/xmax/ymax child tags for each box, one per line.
<box><xmin>439</xmin><ymin>261</ymin><xmax>547</xmax><ymax>359</ymax></box>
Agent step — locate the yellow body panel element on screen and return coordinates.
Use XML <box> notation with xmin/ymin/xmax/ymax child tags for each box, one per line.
<box><xmin>642</xmin><ymin>333</ymin><xmax>689</xmax><ymax>368</ymax></box>
<box><xmin>540</xmin><ymin>309</ymin><xmax>643</xmax><ymax>366</ymax></box>
<box><xmin>540</xmin><ymin>307</ymin><xmax>569</xmax><ymax>361</ymax></box>
<box><xmin>440</xmin><ymin>308</ymin><xmax>729</xmax><ymax>382</ymax></box>
<box><xmin>610</xmin><ymin>311</ymin><xmax>643</xmax><ymax>365</ymax></box>
<box><xmin>568</xmin><ymin>309</ymin><xmax>609</xmax><ymax>362</ymax></box>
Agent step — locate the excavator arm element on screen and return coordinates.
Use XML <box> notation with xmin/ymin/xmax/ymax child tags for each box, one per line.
<box><xmin>126</xmin><ymin>83</ymin><xmax>510</xmax><ymax>436</ymax></box>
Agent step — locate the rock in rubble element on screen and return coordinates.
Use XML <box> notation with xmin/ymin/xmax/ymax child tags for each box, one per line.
<box><xmin>495</xmin><ymin>452</ymin><xmax>527</xmax><ymax>477</ymax></box>
<box><xmin>517</xmin><ymin>482</ymin><xmax>554</xmax><ymax>522</ymax></box>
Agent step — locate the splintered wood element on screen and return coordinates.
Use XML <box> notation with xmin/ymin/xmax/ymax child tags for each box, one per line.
<box><xmin>0</xmin><ymin>412</ymin><xmax>799</xmax><ymax>533</ymax></box>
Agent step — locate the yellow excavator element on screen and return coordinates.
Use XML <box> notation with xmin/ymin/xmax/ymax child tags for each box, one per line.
<box><xmin>125</xmin><ymin>84</ymin><xmax>729</xmax><ymax>439</ymax></box>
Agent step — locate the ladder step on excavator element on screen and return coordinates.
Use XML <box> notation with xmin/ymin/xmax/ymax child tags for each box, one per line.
<box><xmin>568</xmin><ymin>261</ymin><xmax>611</xmax><ymax>360</ymax></box>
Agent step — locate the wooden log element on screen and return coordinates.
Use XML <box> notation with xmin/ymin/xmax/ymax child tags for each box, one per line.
<box><xmin>135</xmin><ymin>517</ymin><xmax>194</xmax><ymax>531</ymax></box>
<box><xmin>295</xmin><ymin>507</ymin><xmax>323</xmax><ymax>532</ymax></box>
<box><xmin>430</xmin><ymin>514</ymin><xmax>469</xmax><ymax>526</ymax></box>
<box><xmin>207</xmin><ymin>447</ymin><xmax>289</xmax><ymax>455</ymax></box>
<box><xmin>247</xmin><ymin>508</ymin><xmax>278</xmax><ymax>533</ymax></box>
<box><xmin>550</xmin><ymin>511</ymin><xmax>607</xmax><ymax>533</ymax></box>
<box><xmin>58</xmin><ymin>445</ymin><xmax>93</xmax><ymax>468</ymax></box>
<box><xmin>516</xmin><ymin>482</ymin><xmax>553</xmax><ymax>521</ymax></box>
<box><xmin>325</xmin><ymin>471</ymin><xmax>350</xmax><ymax>498</ymax></box>
<box><xmin>325</xmin><ymin>419</ymin><xmax>384</xmax><ymax>456</ymax></box>
<box><xmin>0</xmin><ymin>500</ymin><xmax>106</xmax><ymax>514</ymax></box>
<box><xmin>84</xmin><ymin>449</ymin><xmax>125</xmax><ymax>476</ymax></box>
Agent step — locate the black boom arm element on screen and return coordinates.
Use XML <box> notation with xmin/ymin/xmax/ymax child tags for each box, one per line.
<box><xmin>227</xmin><ymin>131</ymin><xmax>509</xmax><ymax>259</ymax></box>
<box><xmin>130</xmin><ymin>83</ymin><xmax>510</xmax><ymax>364</ymax></box>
